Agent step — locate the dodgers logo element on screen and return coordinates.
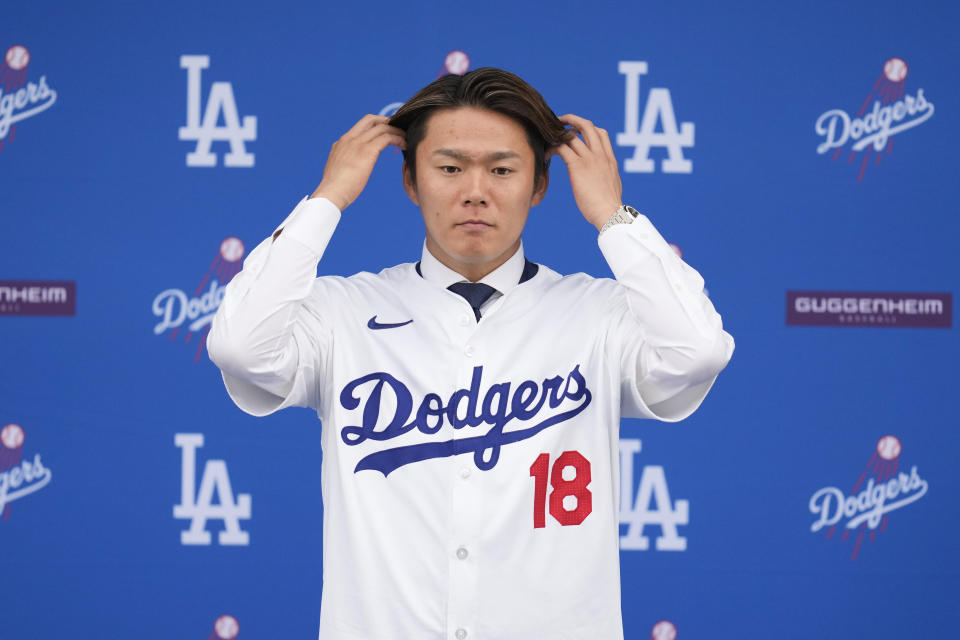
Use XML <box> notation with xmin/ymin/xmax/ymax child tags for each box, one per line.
<box><xmin>0</xmin><ymin>423</ymin><xmax>52</xmax><ymax>521</ymax></box>
<box><xmin>153</xmin><ymin>237</ymin><xmax>245</xmax><ymax>362</ymax></box>
<box><xmin>809</xmin><ymin>435</ymin><xmax>928</xmax><ymax>560</ymax></box>
<box><xmin>618</xmin><ymin>438</ymin><xmax>688</xmax><ymax>551</ymax></box>
<box><xmin>815</xmin><ymin>58</ymin><xmax>934</xmax><ymax>182</ymax></box>
<box><xmin>0</xmin><ymin>45</ymin><xmax>57</xmax><ymax>152</ymax></box>
<box><xmin>616</xmin><ymin>61</ymin><xmax>695</xmax><ymax>174</ymax></box>
<box><xmin>179</xmin><ymin>55</ymin><xmax>257</xmax><ymax>167</ymax></box>
<box><xmin>173</xmin><ymin>433</ymin><xmax>251</xmax><ymax>545</ymax></box>
<box><xmin>339</xmin><ymin>365</ymin><xmax>591</xmax><ymax>475</ymax></box>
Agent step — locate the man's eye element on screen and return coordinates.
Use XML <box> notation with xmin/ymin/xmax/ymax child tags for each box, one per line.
<box><xmin>440</xmin><ymin>166</ymin><xmax>460</xmax><ymax>174</ymax></box>
<box><xmin>492</xmin><ymin>167</ymin><xmax>513</xmax><ymax>176</ymax></box>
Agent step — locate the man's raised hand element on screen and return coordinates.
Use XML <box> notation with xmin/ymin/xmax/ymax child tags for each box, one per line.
<box><xmin>311</xmin><ymin>115</ymin><xmax>406</xmax><ymax>211</ymax></box>
<box><xmin>551</xmin><ymin>114</ymin><xmax>623</xmax><ymax>231</ymax></box>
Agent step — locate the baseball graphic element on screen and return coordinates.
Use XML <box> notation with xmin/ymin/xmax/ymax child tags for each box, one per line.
<box><xmin>214</xmin><ymin>615</ymin><xmax>240</xmax><ymax>639</ymax></box>
<box><xmin>378</xmin><ymin>101</ymin><xmax>404</xmax><ymax>117</ymax></box>
<box><xmin>651</xmin><ymin>620</ymin><xmax>678</xmax><ymax>640</ymax></box>
<box><xmin>5</xmin><ymin>45</ymin><xmax>30</xmax><ymax>71</ymax></box>
<box><xmin>445</xmin><ymin>50</ymin><xmax>470</xmax><ymax>75</ymax></box>
<box><xmin>883</xmin><ymin>57</ymin><xmax>908</xmax><ymax>83</ymax></box>
<box><xmin>876</xmin><ymin>435</ymin><xmax>902</xmax><ymax>460</ymax></box>
<box><xmin>1</xmin><ymin>424</ymin><xmax>25</xmax><ymax>449</ymax></box>
<box><xmin>220</xmin><ymin>237</ymin><xmax>245</xmax><ymax>263</ymax></box>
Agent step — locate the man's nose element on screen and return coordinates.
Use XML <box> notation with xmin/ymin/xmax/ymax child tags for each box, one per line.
<box><xmin>461</xmin><ymin>168</ymin><xmax>488</xmax><ymax>206</ymax></box>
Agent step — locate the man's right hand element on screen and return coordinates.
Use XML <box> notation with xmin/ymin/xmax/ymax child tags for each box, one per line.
<box><xmin>311</xmin><ymin>115</ymin><xmax>406</xmax><ymax>211</ymax></box>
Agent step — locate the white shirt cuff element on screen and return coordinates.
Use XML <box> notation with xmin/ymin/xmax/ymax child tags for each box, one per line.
<box><xmin>274</xmin><ymin>196</ymin><xmax>342</xmax><ymax>256</ymax></box>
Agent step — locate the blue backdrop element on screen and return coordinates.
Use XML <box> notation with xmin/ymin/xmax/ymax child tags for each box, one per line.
<box><xmin>2</xmin><ymin>1</ymin><xmax>958</xmax><ymax>638</ymax></box>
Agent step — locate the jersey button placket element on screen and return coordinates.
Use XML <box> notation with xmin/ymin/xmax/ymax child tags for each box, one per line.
<box><xmin>450</xmin><ymin>317</ymin><xmax>487</xmax><ymax>634</ymax></box>
<box><xmin>449</xmin><ymin>349</ymin><xmax>482</xmax><ymax>640</ymax></box>
<box><xmin>448</xmin><ymin>446</ymin><xmax>481</xmax><ymax>634</ymax></box>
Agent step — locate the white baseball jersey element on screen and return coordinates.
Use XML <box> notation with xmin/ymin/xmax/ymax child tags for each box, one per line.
<box><xmin>208</xmin><ymin>197</ymin><xmax>734</xmax><ymax>640</ymax></box>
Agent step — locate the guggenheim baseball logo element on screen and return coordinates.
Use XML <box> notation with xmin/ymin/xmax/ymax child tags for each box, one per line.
<box><xmin>815</xmin><ymin>57</ymin><xmax>933</xmax><ymax>181</ymax></box>
<box><xmin>809</xmin><ymin>435</ymin><xmax>927</xmax><ymax>560</ymax></box>
<box><xmin>1</xmin><ymin>423</ymin><xmax>53</xmax><ymax>521</ymax></box>
<box><xmin>787</xmin><ymin>291</ymin><xmax>951</xmax><ymax>328</ymax></box>
<box><xmin>0</xmin><ymin>45</ymin><xmax>57</xmax><ymax>153</ymax></box>
<box><xmin>153</xmin><ymin>237</ymin><xmax>245</xmax><ymax>361</ymax></box>
<box><xmin>1</xmin><ymin>281</ymin><xmax>76</xmax><ymax>316</ymax></box>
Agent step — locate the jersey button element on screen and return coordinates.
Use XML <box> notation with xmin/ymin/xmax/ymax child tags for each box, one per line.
<box><xmin>455</xmin><ymin>629</ymin><xmax>468</xmax><ymax>640</ymax></box>
<box><xmin>459</xmin><ymin>467</ymin><xmax>471</xmax><ymax>479</ymax></box>
<box><xmin>458</xmin><ymin>314</ymin><xmax>471</xmax><ymax>326</ymax></box>
<box><xmin>456</xmin><ymin>546</ymin><xmax>469</xmax><ymax>560</ymax></box>
<box><xmin>464</xmin><ymin>345</ymin><xmax>475</xmax><ymax>357</ymax></box>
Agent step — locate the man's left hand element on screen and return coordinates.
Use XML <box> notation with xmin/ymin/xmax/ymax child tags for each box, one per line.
<box><xmin>551</xmin><ymin>114</ymin><xmax>623</xmax><ymax>231</ymax></box>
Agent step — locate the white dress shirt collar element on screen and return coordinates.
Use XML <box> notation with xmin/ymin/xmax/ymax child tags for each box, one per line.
<box><xmin>419</xmin><ymin>242</ymin><xmax>526</xmax><ymax>294</ymax></box>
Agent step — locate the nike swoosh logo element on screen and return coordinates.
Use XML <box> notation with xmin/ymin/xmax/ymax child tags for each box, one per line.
<box><xmin>367</xmin><ymin>316</ymin><xmax>414</xmax><ymax>330</ymax></box>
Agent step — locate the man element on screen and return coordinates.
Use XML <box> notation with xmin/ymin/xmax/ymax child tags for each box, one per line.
<box><xmin>208</xmin><ymin>67</ymin><xmax>733</xmax><ymax>640</ymax></box>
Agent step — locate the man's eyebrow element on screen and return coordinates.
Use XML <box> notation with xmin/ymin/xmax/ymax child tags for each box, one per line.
<box><xmin>432</xmin><ymin>149</ymin><xmax>522</xmax><ymax>162</ymax></box>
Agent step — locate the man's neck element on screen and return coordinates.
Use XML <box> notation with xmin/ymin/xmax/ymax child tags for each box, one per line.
<box><xmin>425</xmin><ymin>239</ymin><xmax>522</xmax><ymax>283</ymax></box>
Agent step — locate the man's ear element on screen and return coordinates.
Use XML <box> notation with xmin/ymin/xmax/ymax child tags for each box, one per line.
<box><xmin>531</xmin><ymin>169</ymin><xmax>549</xmax><ymax>207</ymax></box>
<box><xmin>402</xmin><ymin>162</ymin><xmax>419</xmax><ymax>206</ymax></box>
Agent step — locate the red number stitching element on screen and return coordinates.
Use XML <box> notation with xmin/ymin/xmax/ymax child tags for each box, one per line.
<box><xmin>530</xmin><ymin>451</ymin><xmax>592</xmax><ymax>528</ymax></box>
<box><xmin>529</xmin><ymin>453</ymin><xmax>550</xmax><ymax>528</ymax></box>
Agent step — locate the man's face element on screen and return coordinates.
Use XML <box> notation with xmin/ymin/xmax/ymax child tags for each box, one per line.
<box><xmin>403</xmin><ymin>106</ymin><xmax>547</xmax><ymax>281</ymax></box>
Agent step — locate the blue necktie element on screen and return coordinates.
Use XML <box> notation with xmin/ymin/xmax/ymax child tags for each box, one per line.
<box><xmin>448</xmin><ymin>282</ymin><xmax>497</xmax><ymax>321</ymax></box>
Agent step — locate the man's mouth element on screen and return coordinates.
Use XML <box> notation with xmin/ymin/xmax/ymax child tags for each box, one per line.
<box><xmin>456</xmin><ymin>219</ymin><xmax>493</xmax><ymax>231</ymax></box>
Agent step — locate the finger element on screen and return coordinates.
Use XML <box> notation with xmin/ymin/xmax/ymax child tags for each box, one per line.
<box><xmin>343</xmin><ymin>114</ymin><xmax>390</xmax><ymax>139</ymax></box>
<box><xmin>357</xmin><ymin>127</ymin><xmax>407</xmax><ymax>152</ymax></box>
<box><xmin>596</xmin><ymin>127</ymin><xmax>617</xmax><ymax>167</ymax></box>
<box><xmin>566</xmin><ymin>134</ymin><xmax>588</xmax><ymax>157</ymax></box>
<box><xmin>551</xmin><ymin>142</ymin><xmax>578</xmax><ymax>165</ymax></box>
<box><xmin>361</xmin><ymin>122</ymin><xmax>406</xmax><ymax>139</ymax></box>
<box><xmin>378</xmin><ymin>133</ymin><xmax>406</xmax><ymax>151</ymax></box>
<box><xmin>559</xmin><ymin>113</ymin><xmax>602</xmax><ymax>151</ymax></box>
<box><xmin>359</xmin><ymin>122</ymin><xmax>406</xmax><ymax>144</ymax></box>
<box><xmin>364</xmin><ymin>129</ymin><xmax>407</xmax><ymax>154</ymax></box>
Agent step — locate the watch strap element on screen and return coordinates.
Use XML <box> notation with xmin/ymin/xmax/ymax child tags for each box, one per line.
<box><xmin>599</xmin><ymin>205</ymin><xmax>640</xmax><ymax>234</ymax></box>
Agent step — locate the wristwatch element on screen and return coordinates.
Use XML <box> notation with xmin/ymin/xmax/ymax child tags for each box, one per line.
<box><xmin>599</xmin><ymin>205</ymin><xmax>641</xmax><ymax>234</ymax></box>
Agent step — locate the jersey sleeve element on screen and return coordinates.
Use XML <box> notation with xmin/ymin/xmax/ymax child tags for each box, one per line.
<box><xmin>598</xmin><ymin>214</ymin><xmax>735</xmax><ymax>421</ymax></box>
<box><xmin>207</xmin><ymin>197</ymin><xmax>340</xmax><ymax>416</ymax></box>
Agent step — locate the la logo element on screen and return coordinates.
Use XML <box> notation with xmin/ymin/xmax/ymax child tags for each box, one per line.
<box><xmin>173</xmin><ymin>433</ymin><xmax>251</xmax><ymax>545</ymax></box>
<box><xmin>616</xmin><ymin>61</ymin><xmax>695</xmax><ymax>174</ymax></box>
<box><xmin>618</xmin><ymin>439</ymin><xmax>689</xmax><ymax>550</ymax></box>
<box><xmin>178</xmin><ymin>55</ymin><xmax>257</xmax><ymax>167</ymax></box>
